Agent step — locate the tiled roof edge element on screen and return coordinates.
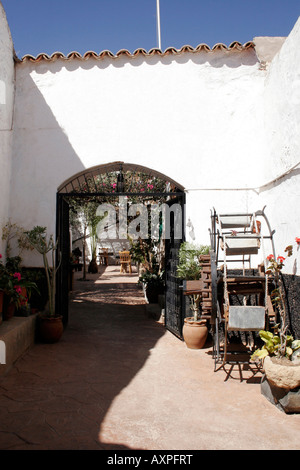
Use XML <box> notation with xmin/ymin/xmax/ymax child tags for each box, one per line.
<box><xmin>17</xmin><ymin>41</ymin><xmax>255</xmax><ymax>63</ymax></box>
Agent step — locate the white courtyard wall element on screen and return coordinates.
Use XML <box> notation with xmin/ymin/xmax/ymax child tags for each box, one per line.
<box><xmin>5</xmin><ymin>14</ymin><xmax>300</xmax><ymax>273</ymax></box>
<box><xmin>0</xmin><ymin>3</ymin><xmax>14</xmax><ymax>257</ymax></box>
<box><xmin>261</xmin><ymin>17</ymin><xmax>300</xmax><ymax>274</ymax></box>
<box><xmin>11</xmin><ymin>47</ymin><xmax>267</xmax><ymax>266</ymax></box>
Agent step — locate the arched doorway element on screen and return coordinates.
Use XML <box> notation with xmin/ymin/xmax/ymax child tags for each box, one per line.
<box><xmin>56</xmin><ymin>162</ymin><xmax>186</xmax><ymax>338</ymax></box>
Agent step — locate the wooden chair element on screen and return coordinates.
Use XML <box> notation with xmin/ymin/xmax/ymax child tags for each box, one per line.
<box><xmin>119</xmin><ymin>251</ymin><xmax>132</xmax><ymax>273</ymax></box>
<box><xmin>99</xmin><ymin>248</ymin><xmax>109</xmax><ymax>266</ymax></box>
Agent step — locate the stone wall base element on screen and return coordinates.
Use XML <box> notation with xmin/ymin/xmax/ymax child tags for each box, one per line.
<box><xmin>0</xmin><ymin>315</ymin><xmax>37</xmax><ymax>377</ymax></box>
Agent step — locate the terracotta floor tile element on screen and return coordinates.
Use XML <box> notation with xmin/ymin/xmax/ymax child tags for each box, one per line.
<box><xmin>0</xmin><ymin>266</ymin><xmax>299</xmax><ymax>451</ymax></box>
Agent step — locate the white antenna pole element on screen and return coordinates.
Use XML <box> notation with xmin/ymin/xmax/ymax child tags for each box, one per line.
<box><xmin>156</xmin><ymin>0</ymin><xmax>162</xmax><ymax>49</ymax></box>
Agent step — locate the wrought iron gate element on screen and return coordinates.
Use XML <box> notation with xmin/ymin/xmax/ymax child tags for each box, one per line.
<box><xmin>164</xmin><ymin>194</ymin><xmax>186</xmax><ymax>339</ymax></box>
<box><xmin>56</xmin><ymin>194</ymin><xmax>70</xmax><ymax>324</ymax></box>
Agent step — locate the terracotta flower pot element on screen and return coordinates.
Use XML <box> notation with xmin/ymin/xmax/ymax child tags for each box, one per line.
<box><xmin>37</xmin><ymin>314</ymin><xmax>63</xmax><ymax>343</ymax></box>
<box><xmin>183</xmin><ymin>317</ymin><xmax>208</xmax><ymax>349</ymax></box>
<box><xmin>2</xmin><ymin>295</ymin><xmax>15</xmax><ymax>321</ymax></box>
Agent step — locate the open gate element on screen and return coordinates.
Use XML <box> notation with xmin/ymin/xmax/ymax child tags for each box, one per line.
<box><xmin>56</xmin><ymin>162</ymin><xmax>186</xmax><ymax>336</ymax></box>
<box><xmin>164</xmin><ymin>194</ymin><xmax>186</xmax><ymax>339</ymax></box>
<box><xmin>56</xmin><ymin>194</ymin><xmax>70</xmax><ymax>324</ymax></box>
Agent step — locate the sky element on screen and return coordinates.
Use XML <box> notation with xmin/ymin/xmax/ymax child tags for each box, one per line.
<box><xmin>1</xmin><ymin>0</ymin><xmax>300</xmax><ymax>58</ymax></box>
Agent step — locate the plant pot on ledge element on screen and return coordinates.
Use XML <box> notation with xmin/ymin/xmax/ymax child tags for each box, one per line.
<box><xmin>261</xmin><ymin>356</ymin><xmax>300</xmax><ymax>414</ymax></box>
<box><xmin>2</xmin><ymin>294</ymin><xmax>15</xmax><ymax>320</ymax></box>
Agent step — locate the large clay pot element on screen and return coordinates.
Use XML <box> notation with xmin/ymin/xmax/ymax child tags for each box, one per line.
<box><xmin>263</xmin><ymin>356</ymin><xmax>300</xmax><ymax>390</ymax></box>
<box><xmin>37</xmin><ymin>314</ymin><xmax>63</xmax><ymax>343</ymax></box>
<box><xmin>183</xmin><ymin>317</ymin><xmax>208</xmax><ymax>349</ymax></box>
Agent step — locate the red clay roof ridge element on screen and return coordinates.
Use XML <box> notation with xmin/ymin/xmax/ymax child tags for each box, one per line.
<box><xmin>18</xmin><ymin>41</ymin><xmax>255</xmax><ymax>62</ymax></box>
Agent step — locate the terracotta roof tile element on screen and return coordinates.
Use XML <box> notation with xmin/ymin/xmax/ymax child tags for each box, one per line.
<box><xmin>18</xmin><ymin>41</ymin><xmax>255</xmax><ymax>63</ymax></box>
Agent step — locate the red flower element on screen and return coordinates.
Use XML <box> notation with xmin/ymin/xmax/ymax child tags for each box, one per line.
<box><xmin>267</xmin><ymin>254</ymin><xmax>274</xmax><ymax>261</ymax></box>
<box><xmin>13</xmin><ymin>272</ymin><xmax>21</xmax><ymax>281</ymax></box>
<box><xmin>277</xmin><ymin>256</ymin><xmax>285</xmax><ymax>263</ymax></box>
<box><xmin>295</xmin><ymin>237</ymin><xmax>300</xmax><ymax>245</ymax></box>
<box><xmin>0</xmin><ymin>254</ymin><xmax>2</xmax><ymax>259</ymax></box>
<box><xmin>14</xmin><ymin>285</ymin><xmax>22</xmax><ymax>295</ymax></box>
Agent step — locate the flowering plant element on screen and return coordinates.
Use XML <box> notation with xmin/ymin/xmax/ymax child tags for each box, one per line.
<box><xmin>0</xmin><ymin>253</ymin><xmax>39</xmax><ymax>309</ymax></box>
<box><xmin>0</xmin><ymin>259</ymin><xmax>26</xmax><ymax>308</ymax></box>
<box><xmin>251</xmin><ymin>237</ymin><xmax>300</xmax><ymax>362</ymax></box>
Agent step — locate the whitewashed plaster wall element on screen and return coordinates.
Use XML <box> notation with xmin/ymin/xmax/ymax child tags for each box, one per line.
<box><xmin>0</xmin><ymin>3</ymin><xmax>14</xmax><ymax>256</ymax></box>
<box><xmin>260</xmin><ymin>17</ymin><xmax>300</xmax><ymax>273</ymax></box>
<box><xmin>186</xmin><ymin>18</ymin><xmax>300</xmax><ymax>273</ymax></box>
<box><xmin>8</xmin><ymin>16</ymin><xmax>300</xmax><ymax>271</ymax></box>
<box><xmin>11</xmin><ymin>47</ymin><xmax>267</xmax><ymax>265</ymax></box>
<box><xmin>264</xmin><ymin>17</ymin><xmax>300</xmax><ymax>179</ymax></box>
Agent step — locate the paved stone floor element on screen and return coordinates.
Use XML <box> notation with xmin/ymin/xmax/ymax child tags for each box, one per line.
<box><xmin>0</xmin><ymin>265</ymin><xmax>299</xmax><ymax>450</ymax></box>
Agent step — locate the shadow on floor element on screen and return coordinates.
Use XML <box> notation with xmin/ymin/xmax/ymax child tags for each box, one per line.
<box><xmin>0</xmin><ymin>267</ymin><xmax>166</xmax><ymax>450</ymax></box>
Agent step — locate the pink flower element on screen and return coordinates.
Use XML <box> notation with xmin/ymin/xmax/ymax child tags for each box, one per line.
<box><xmin>0</xmin><ymin>254</ymin><xmax>2</xmax><ymax>259</ymax></box>
<box><xmin>267</xmin><ymin>254</ymin><xmax>274</xmax><ymax>261</ymax></box>
<box><xmin>13</xmin><ymin>272</ymin><xmax>21</xmax><ymax>281</ymax></box>
<box><xmin>277</xmin><ymin>256</ymin><xmax>285</xmax><ymax>264</ymax></box>
<box><xmin>14</xmin><ymin>285</ymin><xmax>22</xmax><ymax>295</ymax></box>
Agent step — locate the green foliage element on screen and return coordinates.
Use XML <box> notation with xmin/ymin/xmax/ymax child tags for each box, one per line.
<box><xmin>251</xmin><ymin>329</ymin><xmax>300</xmax><ymax>362</ymax></box>
<box><xmin>129</xmin><ymin>236</ymin><xmax>161</xmax><ymax>273</ymax></box>
<box><xmin>25</xmin><ymin>226</ymin><xmax>60</xmax><ymax>317</ymax></box>
<box><xmin>176</xmin><ymin>242</ymin><xmax>210</xmax><ymax>321</ymax></box>
<box><xmin>2</xmin><ymin>220</ymin><xmax>33</xmax><ymax>258</ymax></box>
<box><xmin>0</xmin><ymin>258</ymin><xmax>39</xmax><ymax>308</ymax></box>
<box><xmin>251</xmin><ymin>238</ymin><xmax>299</xmax><ymax>360</ymax></box>
<box><xmin>138</xmin><ymin>269</ymin><xmax>165</xmax><ymax>289</ymax></box>
<box><xmin>177</xmin><ymin>242</ymin><xmax>210</xmax><ymax>280</ymax></box>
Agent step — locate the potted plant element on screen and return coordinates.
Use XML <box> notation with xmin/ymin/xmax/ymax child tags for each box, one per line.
<box><xmin>138</xmin><ymin>268</ymin><xmax>165</xmax><ymax>304</ymax></box>
<box><xmin>0</xmin><ymin>255</ymin><xmax>38</xmax><ymax>320</ymax></box>
<box><xmin>177</xmin><ymin>242</ymin><xmax>210</xmax><ymax>349</ymax></box>
<box><xmin>25</xmin><ymin>226</ymin><xmax>63</xmax><ymax>343</ymax></box>
<box><xmin>251</xmin><ymin>238</ymin><xmax>300</xmax><ymax>413</ymax></box>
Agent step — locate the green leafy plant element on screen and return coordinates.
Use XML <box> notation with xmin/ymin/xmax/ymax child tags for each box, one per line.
<box><xmin>251</xmin><ymin>237</ymin><xmax>300</xmax><ymax>362</ymax></box>
<box><xmin>25</xmin><ymin>226</ymin><xmax>61</xmax><ymax>317</ymax></box>
<box><xmin>0</xmin><ymin>255</ymin><xmax>38</xmax><ymax>309</ymax></box>
<box><xmin>177</xmin><ymin>242</ymin><xmax>210</xmax><ymax>321</ymax></box>
<box><xmin>176</xmin><ymin>242</ymin><xmax>209</xmax><ymax>280</ymax></box>
<box><xmin>138</xmin><ymin>269</ymin><xmax>164</xmax><ymax>289</ymax></box>
<box><xmin>251</xmin><ymin>329</ymin><xmax>300</xmax><ymax>361</ymax></box>
<box><xmin>129</xmin><ymin>236</ymin><xmax>161</xmax><ymax>273</ymax></box>
<box><xmin>2</xmin><ymin>220</ymin><xmax>33</xmax><ymax>258</ymax></box>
